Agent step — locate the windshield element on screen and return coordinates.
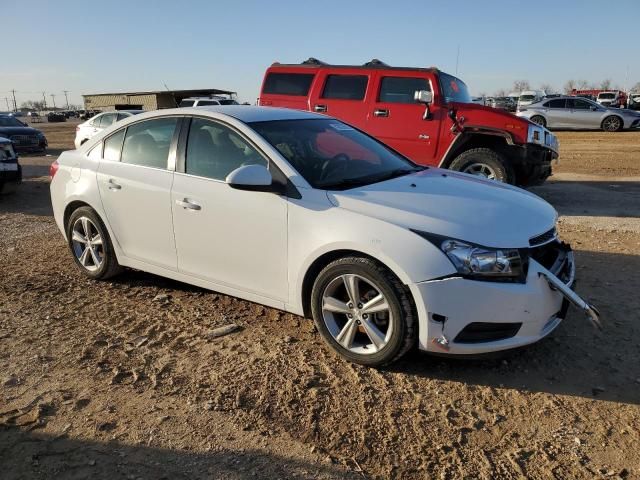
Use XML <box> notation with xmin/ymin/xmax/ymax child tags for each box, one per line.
<box><xmin>0</xmin><ymin>116</ymin><xmax>25</xmax><ymax>127</ymax></box>
<box><xmin>598</xmin><ymin>93</ymin><xmax>615</xmax><ymax>99</ymax></box>
<box><xmin>249</xmin><ymin>119</ymin><xmax>423</xmax><ymax>190</ymax></box>
<box><xmin>520</xmin><ymin>95</ymin><xmax>536</xmax><ymax>102</ymax></box>
<box><xmin>439</xmin><ymin>72</ymin><xmax>472</xmax><ymax>103</ymax></box>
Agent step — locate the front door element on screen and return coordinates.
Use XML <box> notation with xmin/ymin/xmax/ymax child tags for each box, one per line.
<box><xmin>171</xmin><ymin>117</ymin><xmax>288</xmax><ymax>301</ymax></box>
<box><xmin>96</xmin><ymin>116</ymin><xmax>180</xmax><ymax>270</ymax></box>
<box><xmin>365</xmin><ymin>72</ymin><xmax>439</xmax><ymax>165</ymax></box>
<box><xmin>567</xmin><ymin>98</ymin><xmax>602</xmax><ymax>128</ymax></box>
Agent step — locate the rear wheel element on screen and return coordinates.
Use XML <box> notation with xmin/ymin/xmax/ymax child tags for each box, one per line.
<box><xmin>311</xmin><ymin>257</ymin><xmax>416</xmax><ymax>367</ymax></box>
<box><xmin>449</xmin><ymin>147</ymin><xmax>513</xmax><ymax>183</ymax></box>
<box><xmin>601</xmin><ymin>115</ymin><xmax>622</xmax><ymax>132</ymax></box>
<box><xmin>530</xmin><ymin>115</ymin><xmax>546</xmax><ymax>127</ymax></box>
<box><xmin>66</xmin><ymin>206</ymin><xmax>122</xmax><ymax>280</ymax></box>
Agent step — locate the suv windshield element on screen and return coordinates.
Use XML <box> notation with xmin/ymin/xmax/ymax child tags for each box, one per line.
<box><xmin>520</xmin><ymin>95</ymin><xmax>536</xmax><ymax>102</ymax></box>
<box><xmin>439</xmin><ymin>72</ymin><xmax>471</xmax><ymax>103</ymax></box>
<box><xmin>0</xmin><ymin>116</ymin><xmax>25</xmax><ymax>127</ymax></box>
<box><xmin>249</xmin><ymin>119</ymin><xmax>424</xmax><ymax>190</ymax></box>
<box><xmin>598</xmin><ymin>93</ymin><xmax>615</xmax><ymax>99</ymax></box>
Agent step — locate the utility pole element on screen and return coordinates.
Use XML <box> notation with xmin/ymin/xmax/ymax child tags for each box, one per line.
<box><xmin>50</xmin><ymin>94</ymin><xmax>56</xmax><ymax>109</ymax></box>
<box><xmin>10</xmin><ymin>89</ymin><xmax>17</xmax><ymax>112</ymax></box>
<box><xmin>4</xmin><ymin>97</ymin><xmax>10</xmax><ymax>111</ymax></box>
<box><xmin>63</xmin><ymin>90</ymin><xmax>70</xmax><ymax>109</ymax></box>
<box><xmin>42</xmin><ymin>92</ymin><xmax>47</xmax><ymax>109</ymax></box>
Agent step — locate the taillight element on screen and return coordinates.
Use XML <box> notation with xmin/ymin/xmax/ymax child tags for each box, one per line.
<box><xmin>49</xmin><ymin>160</ymin><xmax>59</xmax><ymax>179</ymax></box>
<box><xmin>76</xmin><ymin>126</ymin><xmax>80</xmax><ymax>132</ymax></box>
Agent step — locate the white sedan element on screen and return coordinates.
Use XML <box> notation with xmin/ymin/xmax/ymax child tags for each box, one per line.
<box><xmin>74</xmin><ymin>110</ymin><xmax>143</xmax><ymax>149</ymax></box>
<box><xmin>50</xmin><ymin>106</ymin><xmax>600</xmax><ymax>366</ymax></box>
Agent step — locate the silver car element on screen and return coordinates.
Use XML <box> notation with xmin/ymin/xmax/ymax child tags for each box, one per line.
<box><xmin>517</xmin><ymin>96</ymin><xmax>640</xmax><ymax>131</ymax></box>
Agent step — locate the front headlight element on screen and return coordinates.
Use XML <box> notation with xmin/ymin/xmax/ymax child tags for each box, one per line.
<box><xmin>412</xmin><ymin>230</ymin><xmax>525</xmax><ymax>281</ymax></box>
<box><xmin>441</xmin><ymin>239</ymin><xmax>521</xmax><ymax>278</ymax></box>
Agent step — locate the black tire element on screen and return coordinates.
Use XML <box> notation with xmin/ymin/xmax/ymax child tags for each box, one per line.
<box><xmin>530</xmin><ymin>115</ymin><xmax>546</xmax><ymax>127</ymax></box>
<box><xmin>449</xmin><ymin>147</ymin><xmax>513</xmax><ymax>184</ymax></box>
<box><xmin>66</xmin><ymin>206</ymin><xmax>122</xmax><ymax>280</ymax></box>
<box><xmin>310</xmin><ymin>256</ymin><xmax>416</xmax><ymax>367</ymax></box>
<box><xmin>601</xmin><ymin>115</ymin><xmax>623</xmax><ymax>132</ymax></box>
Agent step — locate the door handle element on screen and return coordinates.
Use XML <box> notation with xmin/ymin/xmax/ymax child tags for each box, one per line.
<box><xmin>176</xmin><ymin>198</ymin><xmax>201</xmax><ymax>211</ymax></box>
<box><xmin>107</xmin><ymin>179</ymin><xmax>121</xmax><ymax>191</ymax></box>
<box><xmin>373</xmin><ymin>109</ymin><xmax>389</xmax><ymax>117</ymax></box>
<box><xmin>314</xmin><ymin>104</ymin><xmax>327</xmax><ymax>113</ymax></box>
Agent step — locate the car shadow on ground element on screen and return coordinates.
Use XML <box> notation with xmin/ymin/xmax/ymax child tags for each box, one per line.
<box><xmin>531</xmin><ymin>180</ymin><xmax>640</xmax><ymax>218</ymax></box>
<box><xmin>387</xmin><ymin>246</ymin><xmax>640</xmax><ymax>405</ymax></box>
<box><xmin>0</xmin><ymin>429</ymin><xmax>356</xmax><ymax>480</ymax></box>
<box><xmin>0</xmin><ymin>178</ymin><xmax>52</xmax><ymax>216</ymax></box>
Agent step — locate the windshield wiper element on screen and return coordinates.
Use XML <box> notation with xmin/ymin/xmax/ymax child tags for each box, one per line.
<box><xmin>317</xmin><ymin>166</ymin><xmax>424</xmax><ymax>190</ymax></box>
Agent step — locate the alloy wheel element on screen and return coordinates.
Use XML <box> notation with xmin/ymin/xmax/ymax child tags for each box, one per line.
<box><xmin>462</xmin><ymin>162</ymin><xmax>498</xmax><ymax>180</ymax></box>
<box><xmin>71</xmin><ymin>216</ymin><xmax>104</xmax><ymax>272</ymax></box>
<box><xmin>603</xmin><ymin>117</ymin><xmax>621</xmax><ymax>132</ymax></box>
<box><xmin>321</xmin><ymin>274</ymin><xmax>394</xmax><ymax>355</ymax></box>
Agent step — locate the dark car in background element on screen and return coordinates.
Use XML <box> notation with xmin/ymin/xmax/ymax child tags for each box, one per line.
<box><xmin>0</xmin><ymin>115</ymin><xmax>47</xmax><ymax>153</ymax></box>
<box><xmin>47</xmin><ymin>111</ymin><xmax>67</xmax><ymax>122</ymax></box>
<box><xmin>0</xmin><ymin>136</ymin><xmax>21</xmax><ymax>194</ymax></box>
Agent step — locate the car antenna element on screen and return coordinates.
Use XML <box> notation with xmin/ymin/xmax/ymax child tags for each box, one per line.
<box><xmin>163</xmin><ymin>82</ymin><xmax>179</xmax><ymax>108</ymax></box>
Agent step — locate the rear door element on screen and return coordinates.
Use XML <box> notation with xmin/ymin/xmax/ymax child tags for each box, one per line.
<box><xmin>544</xmin><ymin>98</ymin><xmax>568</xmax><ymax>128</ymax></box>
<box><xmin>307</xmin><ymin>69</ymin><xmax>372</xmax><ymax>129</ymax></box>
<box><xmin>365</xmin><ymin>72</ymin><xmax>439</xmax><ymax>164</ymax></box>
<box><xmin>259</xmin><ymin>69</ymin><xmax>317</xmax><ymax>110</ymax></box>
<box><xmin>96</xmin><ymin>116</ymin><xmax>181</xmax><ymax>270</ymax></box>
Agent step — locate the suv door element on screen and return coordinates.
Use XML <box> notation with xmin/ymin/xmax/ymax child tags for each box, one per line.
<box><xmin>96</xmin><ymin>116</ymin><xmax>181</xmax><ymax>270</ymax></box>
<box><xmin>171</xmin><ymin>117</ymin><xmax>288</xmax><ymax>301</ymax></box>
<box><xmin>365</xmin><ymin>72</ymin><xmax>439</xmax><ymax>164</ymax></box>
<box><xmin>308</xmin><ymin>69</ymin><xmax>372</xmax><ymax>128</ymax></box>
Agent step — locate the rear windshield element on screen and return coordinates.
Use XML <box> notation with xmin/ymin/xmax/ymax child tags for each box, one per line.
<box><xmin>263</xmin><ymin>72</ymin><xmax>315</xmax><ymax>96</ymax></box>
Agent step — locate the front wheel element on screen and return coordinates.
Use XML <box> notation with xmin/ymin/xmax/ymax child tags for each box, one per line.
<box><xmin>311</xmin><ymin>257</ymin><xmax>416</xmax><ymax>367</ymax></box>
<box><xmin>449</xmin><ymin>148</ymin><xmax>513</xmax><ymax>183</ymax></box>
<box><xmin>601</xmin><ymin>115</ymin><xmax>623</xmax><ymax>132</ymax></box>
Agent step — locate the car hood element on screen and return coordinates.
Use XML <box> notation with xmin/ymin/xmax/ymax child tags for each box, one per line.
<box><xmin>0</xmin><ymin>126</ymin><xmax>42</xmax><ymax>136</ymax></box>
<box><xmin>326</xmin><ymin>168</ymin><xmax>557</xmax><ymax>248</ymax></box>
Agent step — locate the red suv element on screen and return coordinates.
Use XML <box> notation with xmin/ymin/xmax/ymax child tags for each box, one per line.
<box><xmin>259</xmin><ymin>58</ymin><xmax>558</xmax><ymax>186</ymax></box>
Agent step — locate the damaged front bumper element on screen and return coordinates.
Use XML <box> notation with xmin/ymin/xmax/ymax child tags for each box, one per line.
<box><xmin>411</xmin><ymin>241</ymin><xmax>601</xmax><ymax>354</ymax></box>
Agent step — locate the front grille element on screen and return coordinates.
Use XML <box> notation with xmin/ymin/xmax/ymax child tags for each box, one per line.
<box><xmin>529</xmin><ymin>227</ymin><xmax>556</xmax><ymax>246</ymax></box>
<box><xmin>528</xmin><ymin>240</ymin><xmax>571</xmax><ymax>282</ymax></box>
<box><xmin>10</xmin><ymin>135</ymin><xmax>38</xmax><ymax>146</ymax></box>
<box><xmin>454</xmin><ymin>322</ymin><xmax>522</xmax><ymax>344</ymax></box>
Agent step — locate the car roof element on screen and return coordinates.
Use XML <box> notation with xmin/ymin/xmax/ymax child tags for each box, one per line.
<box><xmin>184</xmin><ymin>105</ymin><xmax>325</xmax><ymax>122</ymax></box>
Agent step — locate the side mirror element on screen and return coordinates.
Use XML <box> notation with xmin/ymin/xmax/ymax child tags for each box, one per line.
<box><xmin>414</xmin><ymin>90</ymin><xmax>433</xmax><ymax>120</ymax></box>
<box><xmin>225</xmin><ymin>164</ymin><xmax>278</xmax><ymax>192</ymax></box>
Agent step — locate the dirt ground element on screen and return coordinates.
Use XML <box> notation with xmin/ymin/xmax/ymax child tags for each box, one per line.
<box><xmin>1</xmin><ymin>122</ymin><xmax>639</xmax><ymax>479</ymax></box>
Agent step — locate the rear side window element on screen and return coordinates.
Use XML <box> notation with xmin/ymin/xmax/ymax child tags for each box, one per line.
<box><xmin>321</xmin><ymin>75</ymin><xmax>368</xmax><ymax>100</ymax></box>
<box><xmin>263</xmin><ymin>72</ymin><xmax>315</xmax><ymax>96</ymax></box>
<box><xmin>103</xmin><ymin>130</ymin><xmax>125</xmax><ymax>161</ymax></box>
<box><xmin>120</xmin><ymin>117</ymin><xmax>178</xmax><ymax>169</ymax></box>
<box><xmin>379</xmin><ymin>77</ymin><xmax>429</xmax><ymax>103</ymax></box>
<box><xmin>545</xmin><ymin>99</ymin><xmax>566</xmax><ymax>109</ymax></box>
<box><xmin>180</xmin><ymin>100</ymin><xmax>195</xmax><ymax>107</ymax></box>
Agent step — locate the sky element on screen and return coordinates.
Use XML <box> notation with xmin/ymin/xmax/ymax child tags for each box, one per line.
<box><xmin>2</xmin><ymin>0</ymin><xmax>639</xmax><ymax>108</ymax></box>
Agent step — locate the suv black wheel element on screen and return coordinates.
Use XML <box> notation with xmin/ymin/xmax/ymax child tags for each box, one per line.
<box><xmin>66</xmin><ymin>206</ymin><xmax>123</xmax><ymax>280</ymax></box>
<box><xmin>311</xmin><ymin>256</ymin><xmax>416</xmax><ymax>367</ymax></box>
<box><xmin>449</xmin><ymin>147</ymin><xmax>513</xmax><ymax>183</ymax></box>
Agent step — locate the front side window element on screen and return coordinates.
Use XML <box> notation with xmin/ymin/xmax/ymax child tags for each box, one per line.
<box><xmin>250</xmin><ymin>119</ymin><xmax>423</xmax><ymax>190</ymax></box>
<box><xmin>103</xmin><ymin>129</ymin><xmax>125</xmax><ymax>161</ymax></box>
<box><xmin>321</xmin><ymin>75</ymin><xmax>368</xmax><ymax>100</ymax></box>
<box><xmin>568</xmin><ymin>99</ymin><xmax>592</xmax><ymax>110</ymax></box>
<box><xmin>185</xmin><ymin>118</ymin><xmax>267</xmax><ymax>180</ymax></box>
<box><xmin>120</xmin><ymin>117</ymin><xmax>178</xmax><ymax>169</ymax></box>
<box><xmin>379</xmin><ymin>77</ymin><xmax>429</xmax><ymax>103</ymax></box>
<box><xmin>263</xmin><ymin>72</ymin><xmax>315</xmax><ymax>96</ymax></box>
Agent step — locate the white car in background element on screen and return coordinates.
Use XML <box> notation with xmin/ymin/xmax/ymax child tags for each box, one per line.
<box><xmin>178</xmin><ymin>96</ymin><xmax>239</xmax><ymax>107</ymax></box>
<box><xmin>74</xmin><ymin>110</ymin><xmax>143</xmax><ymax>149</ymax></box>
<box><xmin>50</xmin><ymin>106</ymin><xmax>600</xmax><ymax>366</ymax></box>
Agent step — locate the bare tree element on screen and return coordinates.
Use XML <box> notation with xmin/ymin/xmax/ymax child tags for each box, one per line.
<box><xmin>563</xmin><ymin>80</ymin><xmax>577</xmax><ymax>94</ymax></box>
<box><xmin>539</xmin><ymin>83</ymin><xmax>555</xmax><ymax>94</ymax></box>
<box><xmin>513</xmin><ymin>80</ymin><xmax>530</xmax><ymax>92</ymax></box>
<box><xmin>599</xmin><ymin>79</ymin><xmax>612</xmax><ymax>90</ymax></box>
<box><xmin>494</xmin><ymin>88</ymin><xmax>507</xmax><ymax>97</ymax></box>
<box><xmin>631</xmin><ymin>82</ymin><xmax>640</xmax><ymax>92</ymax></box>
<box><xmin>576</xmin><ymin>80</ymin><xmax>592</xmax><ymax>90</ymax></box>
<box><xmin>20</xmin><ymin>100</ymin><xmax>46</xmax><ymax>111</ymax></box>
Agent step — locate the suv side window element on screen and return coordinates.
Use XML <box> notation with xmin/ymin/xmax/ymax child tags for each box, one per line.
<box><xmin>263</xmin><ymin>73</ymin><xmax>315</xmax><ymax>96</ymax></box>
<box><xmin>120</xmin><ymin>117</ymin><xmax>178</xmax><ymax>169</ymax></box>
<box><xmin>379</xmin><ymin>77</ymin><xmax>429</xmax><ymax>103</ymax></box>
<box><xmin>545</xmin><ymin>99</ymin><xmax>566</xmax><ymax>109</ymax></box>
<box><xmin>103</xmin><ymin>129</ymin><xmax>125</xmax><ymax>161</ymax></box>
<box><xmin>321</xmin><ymin>75</ymin><xmax>368</xmax><ymax>100</ymax></box>
<box><xmin>185</xmin><ymin>118</ymin><xmax>267</xmax><ymax>181</ymax></box>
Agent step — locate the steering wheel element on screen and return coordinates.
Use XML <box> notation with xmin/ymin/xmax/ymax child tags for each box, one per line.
<box><xmin>320</xmin><ymin>153</ymin><xmax>351</xmax><ymax>181</ymax></box>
